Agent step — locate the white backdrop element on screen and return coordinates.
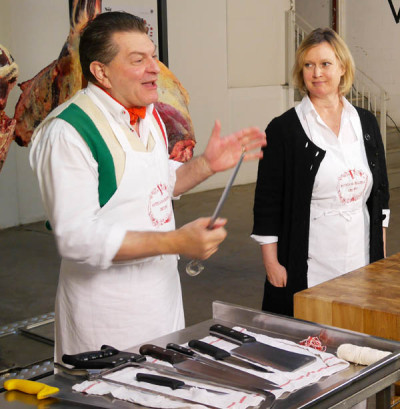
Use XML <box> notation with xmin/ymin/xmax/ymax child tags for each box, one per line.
<box><xmin>0</xmin><ymin>0</ymin><xmax>289</xmax><ymax>228</ymax></box>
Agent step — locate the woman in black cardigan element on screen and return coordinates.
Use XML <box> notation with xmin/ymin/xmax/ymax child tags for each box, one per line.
<box><xmin>252</xmin><ymin>28</ymin><xmax>389</xmax><ymax>317</ymax></box>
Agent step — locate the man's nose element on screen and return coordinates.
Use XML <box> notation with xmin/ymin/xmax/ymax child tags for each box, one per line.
<box><xmin>148</xmin><ymin>57</ymin><xmax>161</xmax><ymax>74</ymax></box>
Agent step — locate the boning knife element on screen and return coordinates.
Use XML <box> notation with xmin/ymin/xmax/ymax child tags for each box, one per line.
<box><xmin>136</xmin><ymin>372</ymin><xmax>227</xmax><ymax>394</ymax></box>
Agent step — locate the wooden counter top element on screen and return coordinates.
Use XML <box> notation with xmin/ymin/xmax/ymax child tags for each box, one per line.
<box><xmin>294</xmin><ymin>252</ymin><xmax>400</xmax><ymax>341</ymax></box>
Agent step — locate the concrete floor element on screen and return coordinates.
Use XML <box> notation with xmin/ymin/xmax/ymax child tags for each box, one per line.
<box><xmin>0</xmin><ymin>183</ymin><xmax>399</xmax><ymax>328</ymax></box>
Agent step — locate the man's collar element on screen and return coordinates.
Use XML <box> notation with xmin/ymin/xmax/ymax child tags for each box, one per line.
<box><xmin>87</xmin><ymin>82</ymin><xmax>154</xmax><ymax>123</ymax></box>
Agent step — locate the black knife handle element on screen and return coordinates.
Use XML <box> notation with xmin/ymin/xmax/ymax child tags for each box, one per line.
<box><xmin>136</xmin><ymin>373</ymin><xmax>185</xmax><ymax>390</ymax></box>
<box><xmin>166</xmin><ymin>343</ymin><xmax>195</xmax><ymax>357</ymax></box>
<box><xmin>62</xmin><ymin>346</ymin><xmax>145</xmax><ymax>369</ymax></box>
<box><xmin>188</xmin><ymin>340</ymin><xmax>230</xmax><ymax>360</ymax></box>
<box><xmin>139</xmin><ymin>344</ymin><xmax>187</xmax><ymax>365</ymax></box>
<box><xmin>209</xmin><ymin>324</ymin><xmax>256</xmax><ymax>345</ymax></box>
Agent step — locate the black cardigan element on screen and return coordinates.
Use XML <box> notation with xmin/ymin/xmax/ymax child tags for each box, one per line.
<box><xmin>252</xmin><ymin>106</ymin><xmax>389</xmax><ymax>316</ymax></box>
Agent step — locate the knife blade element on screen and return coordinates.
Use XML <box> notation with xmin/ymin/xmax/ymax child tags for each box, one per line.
<box><xmin>167</xmin><ymin>343</ymin><xmax>277</xmax><ymax>385</ymax></box>
<box><xmin>139</xmin><ymin>344</ymin><xmax>278</xmax><ymax>399</ymax></box>
<box><xmin>60</xmin><ymin>346</ymin><xmax>231</xmax><ymax>386</ymax></box>
<box><xmin>136</xmin><ymin>372</ymin><xmax>227</xmax><ymax>394</ymax></box>
<box><xmin>188</xmin><ymin>339</ymin><xmax>271</xmax><ymax>373</ymax></box>
<box><xmin>210</xmin><ymin>324</ymin><xmax>316</xmax><ymax>372</ymax></box>
<box><xmin>97</xmin><ymin>375</ymin><xmax>221</xmax><ymax>409</ymax></box>
<box><xmin>57</xmin><ymin>359</ymin><xmax>223</xmax><ymax>409</ymax></box>
<box><xmin>57</xmin><ymin>355</ymin><xmax>247</xmax><ymax>396</ymax></box>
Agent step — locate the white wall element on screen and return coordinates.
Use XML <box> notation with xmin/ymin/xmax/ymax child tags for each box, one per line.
<box><xmin>3</xmin><ymin>0</ymin><xmax>399</xmax><ymax>228</ymax></box>
<box><xmin>0</xmin><ymin>0</ymin><xmax>289</xmax><ymax>227</ymax></box>
<box><xmin>167</xmin><ymin>0</ymin><xmax>289</xmax><ymax>192</ymax></box>
<box><xmin>296</xmin><ymin>0</ymin><xmax>331</xmax><ymax>28</ymax></box>
<box><xmin>295</xmin><ymin>0</ymin><xmax>400</xmax><ymax>126</ymax></box>
<box><xmin>343</xmin><ymin>0</ymin><xmax>400</xmax><ymax>125</ymax></box>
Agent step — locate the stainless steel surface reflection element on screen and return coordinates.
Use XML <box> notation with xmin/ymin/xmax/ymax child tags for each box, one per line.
<box><xmin>1</xmin><ymin>302</ymin><xmax>400</xmax><ymax>408</ymax></box>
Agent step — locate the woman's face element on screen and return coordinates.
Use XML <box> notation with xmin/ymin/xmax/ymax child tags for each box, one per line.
<box><xmin>302</xmin><ymin>42</ymin><xmax>345</xmax><ymax>100</ymax></box>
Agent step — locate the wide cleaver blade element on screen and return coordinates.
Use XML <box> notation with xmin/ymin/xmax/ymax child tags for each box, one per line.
<box><xmin>210</xmin><ymin>324</ymin><xmax>316</xmax><ymax>372</ymax></box>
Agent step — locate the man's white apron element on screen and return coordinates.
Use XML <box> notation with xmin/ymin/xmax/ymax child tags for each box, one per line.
<box><xmin>55</xmin><ymin>94</ymin><xmax>184</xmax><ymax>363</ymax></box>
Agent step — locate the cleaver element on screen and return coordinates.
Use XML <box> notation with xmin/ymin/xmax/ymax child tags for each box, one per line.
<box><xmin>210</xmin><ymin>324</ymin><xmax>316</xmax><ymax>372</ymax></box>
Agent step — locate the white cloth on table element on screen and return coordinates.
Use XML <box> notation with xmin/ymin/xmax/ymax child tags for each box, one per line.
<box><xmin>73</xmin><ymin>327</ymin><xmax>349</xmax><ymax>408</ymax></box>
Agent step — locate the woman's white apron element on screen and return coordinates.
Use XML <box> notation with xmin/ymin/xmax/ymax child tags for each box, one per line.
<box><xmin>307</xmin><ymin>116</ymin><xmax>372</xmax><ymax>288</ymax></box>
<box><xmin>55</xmin><ymin>96</ymin><xmax>184</xmax><ymax>363</ymax></box>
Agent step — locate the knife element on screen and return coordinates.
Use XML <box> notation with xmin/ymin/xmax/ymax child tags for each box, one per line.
<box><xmin>60</xmin><ymin>346</ymin><xmax>226</xmax><ymax>385</ymax></box>
<box><xmin>57</xmin><ymin>359</ymin><xmax>222</xmax><ymax>409</ymax></box>
<box><xmin>188</xmin><ymin>339</ymin><xmax>271</xmax><ymax>373</ymax></box>
<box><xmin>59</xmin><ymin>348</ymin><xmax>230</xmax><ymax>387</ymax></box>
<box><xmin>139</xmin><ymin>344</ymin><xmax>278</xmax><ymax>400</ymax></box>
<box><xmin>98</xmin><ymin>376</ymin><xmax>221</xmax><ymax>409</ymax></box>
<box><xmin>58</xmin><ymin>352</ymin><xmax>248</xmax><ymax>392</ymax></box>
<box><xmin>210</xmin><ymin>324</ymin><xmax>316</xmax><ymax>372</ymax></box>
<box><xmin>136</xmin><ymin>372</ymin><xmax>227</xmax><ymax>394</ymax></box>
<box><xmin>3</xmin><ymin>379</ymin><xmax>113</xmax><ymax>408</ymax></box>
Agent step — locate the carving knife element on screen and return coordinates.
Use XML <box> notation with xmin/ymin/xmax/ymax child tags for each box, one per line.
<box><xmin>188</xmin><ymin>339</ymin><xmax>271</xmax><ymax>373</ymax></box>
<box><xmin>139</xmin><ymin>344</ymin><xmax>278</xmax><ymax>401</ymax></box>
<box><xmin>210</xmin><ymin>324</ymin><xmax>316</xmax><ymax>372</ymax></box>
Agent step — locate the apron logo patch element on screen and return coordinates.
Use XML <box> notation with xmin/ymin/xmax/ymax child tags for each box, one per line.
<box><xmin>148</xmin><ymin>183</ymin><xmax>173</xmax><ymax>227</ymax></box>
<box><xmin>337</xmin><ymin>169</ymin><xmax>368</xmax><ymax>204</ymax></box>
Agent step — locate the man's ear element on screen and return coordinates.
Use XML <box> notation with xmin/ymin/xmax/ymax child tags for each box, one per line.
<box><xmin>90</xmin><ymin>61</ymin><xmax>111</xmax><ymax>89</ymax></box>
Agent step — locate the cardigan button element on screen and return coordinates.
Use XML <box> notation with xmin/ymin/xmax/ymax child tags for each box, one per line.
<box><xmin>370</xmin><ymin>161</ymin><xmax>376</xmax><ymax>168</ymax></box>
<box><xmin>364</xmin><ymin>133</ymin><xmax>371</xmax><ymax>141</ymax></box>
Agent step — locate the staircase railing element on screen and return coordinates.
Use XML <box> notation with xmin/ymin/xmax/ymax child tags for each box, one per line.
<box><xmin>286</xmin><ymin>10</ymin><xmax>388</xmax><ymax>148</ymax></box>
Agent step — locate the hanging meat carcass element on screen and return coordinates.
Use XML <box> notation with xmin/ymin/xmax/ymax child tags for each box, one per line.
<box><xmin>0</xmin><ymin>44</ymin><xmax>19</xmax><ymax>171</ymax></box>
<box><xmin>11</xmin><ymin>0</ymin><xmax>195</xmax><ymax>163</ymax></box>
<box><xmin>13</xmin><ymin>0</ymin><xmax>101</xmax><ymax>147</ymax></box>
<box><xmin>156</xmin><ymin>61</ymin><xmax>195</xmax><ymax>162</ymax></box>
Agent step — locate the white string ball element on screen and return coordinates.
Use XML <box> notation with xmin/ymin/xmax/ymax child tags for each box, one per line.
<box><xmin>337</xmin><ymin>343</ymin><xmax>391</xmax><ymax>366</ymax></box>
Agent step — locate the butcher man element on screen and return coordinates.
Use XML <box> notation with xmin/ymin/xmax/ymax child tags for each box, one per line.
<box><xmin>30</xmin><ymin>11</ymin><xmax>266</xmax><ymax>363</ymax></box>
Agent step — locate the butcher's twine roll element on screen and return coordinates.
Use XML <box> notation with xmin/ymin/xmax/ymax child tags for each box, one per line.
<box><xmin>337</xmin><ymin>343</ymin><xmax>391</xmax><ymax>366</ymax></box>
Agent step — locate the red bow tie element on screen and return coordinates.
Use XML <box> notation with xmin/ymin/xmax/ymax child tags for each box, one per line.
<box><xmin>93</xmin><ymin>84</ymin><xmax>147</xmax><ymax>126</ymax></box>
<box><xmin>127</xmin><ymin>106</ymin><xmax>146</xmax><ymax>125</ymax></box>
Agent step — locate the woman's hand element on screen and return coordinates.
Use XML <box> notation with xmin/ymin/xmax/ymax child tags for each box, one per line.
<box><xmin>261</xmin><ymin>242</ymin><xmax>287</xmax><ymax>287</ymax></box>
<box><xmin>265</xmin><ymin>261</ymin><xmax>287</xmax><ymax>287</ymax></box>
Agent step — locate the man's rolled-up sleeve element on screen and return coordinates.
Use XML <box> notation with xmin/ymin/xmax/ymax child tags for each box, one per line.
<box><xmin>30</xmin><ymin>119</ymin><xmax>126</xmax><ymax>269</ymax></box>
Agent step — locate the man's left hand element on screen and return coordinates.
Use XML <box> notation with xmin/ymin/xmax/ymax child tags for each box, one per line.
<box><xmin>202</xmin><ymin>120</ymin><xmax>266</xmax><ymax>174</ymax></box>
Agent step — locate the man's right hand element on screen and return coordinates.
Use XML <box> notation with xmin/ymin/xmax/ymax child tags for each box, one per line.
<box><xmin>114</xmin><ymin>218</ymin><xmax>227</xmax><ymax>262</ymax></box>
<box><xmin>176</xmin><ymin>217</ymin><xmax>227</xmax><ymax>260</ymax></box>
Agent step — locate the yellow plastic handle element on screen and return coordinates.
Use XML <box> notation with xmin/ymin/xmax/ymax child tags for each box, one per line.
<box><xmin>4</xmin><ymin>379</ymin><xmax>60</xmax><ymax>400</ymax></box>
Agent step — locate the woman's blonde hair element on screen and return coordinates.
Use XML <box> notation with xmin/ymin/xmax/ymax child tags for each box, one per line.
<box><xmin>292</xmin><ymin>27</ymin><xmax>355</xmax><ymax>96</ymax></box>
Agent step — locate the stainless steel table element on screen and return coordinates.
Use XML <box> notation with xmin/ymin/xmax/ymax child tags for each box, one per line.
<box><xmin>1</xmin><ymin>301</ymin><xmax>400</xmax><ymax>408</ymax></box>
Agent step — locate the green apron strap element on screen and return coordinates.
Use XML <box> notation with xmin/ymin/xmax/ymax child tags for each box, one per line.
<box><xmin>57</xmin><ymin>103</ymin><xmax>117</xmax><ymax>207</ymax></box>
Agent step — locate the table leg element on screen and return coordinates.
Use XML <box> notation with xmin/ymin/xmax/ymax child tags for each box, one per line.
<box><xmin>376</xmin><ymin>386</ymin><xmax>391</xmax><ymax>409</ymax></box>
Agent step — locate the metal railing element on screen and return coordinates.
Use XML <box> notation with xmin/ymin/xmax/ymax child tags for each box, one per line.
<box><xmin>286</xmin><ymin>10</ymin><xmax>388</xmax><ymax>148</ymax></box>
